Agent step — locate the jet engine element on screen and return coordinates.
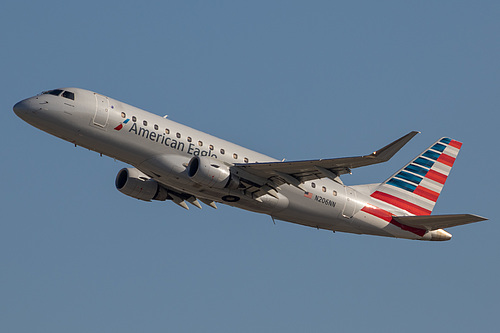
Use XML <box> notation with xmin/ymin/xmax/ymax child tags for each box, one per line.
<box><xmin>115</xmin><ymin>168</ymin><xmax>169</xmax><ymax>201</ymax></box>
<box><xmin>187</xmin><ymin>156</ymin><xmax>234</xmax><ymax>188</ymax></box>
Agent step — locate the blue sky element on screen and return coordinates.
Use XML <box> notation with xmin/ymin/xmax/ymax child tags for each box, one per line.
<box><xmin>1</xmin><ymin>1</ymin><xmax>499</xmax><ymax>332</ymax></box>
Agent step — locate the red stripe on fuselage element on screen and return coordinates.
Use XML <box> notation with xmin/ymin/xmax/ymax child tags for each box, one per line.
<box><xmin>390</xmin><ymin>218</ymin><xmax>427</xmax><ymax>237</ymax></box>
<box><xmin>361</xmin><ymin>205</ymin><xmax>426</xmax><ymax>237</ymax></box>
<box><xmin>361</xmin><ymin>205</ymin><xmax>392</xmax><ymax>222</ymax></box>
<box><xmin>371</xmin><ymin>191</ymin><xmax>432</xmax><ymax>215</ymax></box>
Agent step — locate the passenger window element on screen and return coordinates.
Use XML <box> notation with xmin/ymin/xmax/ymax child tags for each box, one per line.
<box><xmin>187</xmin><ymin>137</ymin><xmax>192</xmax><ymax>142</ymax></box>
<box><xmin>233</xmin><ymin>153</ymin><xmax>238</xmax><ymax>159</ymax></box>
<box><xmin>198</xmin><ymin>141</ymin><xmax>203</xmax><ymax>146</ymax></box>
<box><xmin>311</xmin><ymin>183</ymin><xmax>316</xmax><ymax>188</ymax></box>
<box><xmin>332</xmin><ymin>190</ymin><xmax>337</xmax><ymax>196</ymax></box>
<box><xmin>244</xmin><ymin>157</ymin><xmax>249</xmax><ymax>163</ymax></box>
<box><xmin>62</xmin><ymin>91</ymin><xmax>75</xmax><ymax>100</ymax></box>
<box><xmin>322</xmin><ymin>186</ymin><xmax>326</xmax><ymax>192</ymax></box>
<box><xmin>121</xmin><ymin>112</ymin><xmax>126</xmax><ymax>118</ymax></box>
<box><xmin>209</xmin><ymin>144</ymin><xmax>214</xmax><ymax>150</ymax></box>
<box><xmin>132</xmin><ymin>116</ymin><xmax>137</xmax><ymax>122</ymax></box>
<box><xmin>154</xmin><ymin>124</ymin><xmax>159</xmax><ymax>130</ymax></box>
<box><xmin>220</xmin><ymin>148</ymin><xmax>225</xmax><ymax>155</ymax></box>
<box><xmin>176</xmin><ymin>133</ymin><xmax>181</xmax><ymax>138</ymax></box>
<box><xmin>165</xmin><ymin>128</ymin><xmax>170</xmax><ymax>134</ymax></box>
<box><xmin>143</xmin><ymin>120</ymin><xmax>148</xmax><ymax>126</ymax></box>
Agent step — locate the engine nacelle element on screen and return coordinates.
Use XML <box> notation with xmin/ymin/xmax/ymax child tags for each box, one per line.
<box><xmin>187</xmin><ymin>156</ymin><xmax>232</xmax><ymax>188</ymax></box>
<box><xmin>115</xmin><ymin>168</ymin><xmax>168</xmax><ymax>201</ymax></box>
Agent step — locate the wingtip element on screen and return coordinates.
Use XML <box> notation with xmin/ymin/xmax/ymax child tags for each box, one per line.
<box><xmin>372</xmin><ymin>131</ymin><xmax>420</xmax><ymax>161</ymax></box>
<box><xmin>470</xmin><ymin>214</ymin><xmax>488</xmax><ymax>222</ymax></box>
<box><xmin>408</xmin><ymin>131</ymin><xmax>422</xmax><ymax>136</ymax></box>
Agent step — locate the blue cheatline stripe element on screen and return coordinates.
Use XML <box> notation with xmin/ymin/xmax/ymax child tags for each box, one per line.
<box><xmin>431</xmin><ymin>143</ymin><xmax>446</xmax><ymax>152</ymax></box>
<box><xmin>395</xmin><ymin>171</ymin><xmax>423</xmax><ymax>185</ymax></box>
<box><xmin>414</xmin><ymin>157</ymin><xmax>435</xmax><ymax>168</ymax></box>
<box><xmin>440</xmin><ymin>138</ymin><xmax>451</xmax><ymax>144</ymax></box>
<box><xmin>423</xmin><ymin>150</ymin><xmax>441</xmax><ymax>161</ymax></box>
<box><xmin>405</xmin><ymin>163</ymin><xmax>429</xmax><ymax>177</ymax></box>
<box><xmin>123</xmin><ymin>119</ymin><xmax>130</xmax><ymax>124</ymax></box>
<box><xmin>387</xmin><ymin>178</ymin><xmax>417</xmax><ymax>192</ymax></box>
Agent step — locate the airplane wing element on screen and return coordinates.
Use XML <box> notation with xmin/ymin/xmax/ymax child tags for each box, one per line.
<box><xmin>232</xmin><ymin>131</ymin><xmax>419</xmax><ymax>195</ymax></box>
<box><xmin>393</xmin><ymin>214</ymin><xmax>488</xmax><ymax>230</ymax></box>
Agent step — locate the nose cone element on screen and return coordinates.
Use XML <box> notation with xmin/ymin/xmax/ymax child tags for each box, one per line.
<box><xmin>13</xmin><ymin>98</ymin><xmax>39</xmax><ymax>123</ymax></box>
<box><xmin>13</xmin><ymin>99</ymin><xmax>31</xmax><ymax>117</ymax></box>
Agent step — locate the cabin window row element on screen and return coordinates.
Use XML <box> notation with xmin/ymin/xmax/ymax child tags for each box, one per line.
<box><xmin>311</xmin><ymin>182</ymin><xmax>338</xmax><ymax>196</ymax></box>
<box><xmin>122</xmin><ymin>112</ymin><xmax>250</xmax><ymax>163</ymax></box>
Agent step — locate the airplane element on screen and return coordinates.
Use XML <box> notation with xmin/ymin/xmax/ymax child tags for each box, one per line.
<box><xmin>13</xmin><ymin>88</ymin><xmax>487</xmax><ymax>241</ymax></box>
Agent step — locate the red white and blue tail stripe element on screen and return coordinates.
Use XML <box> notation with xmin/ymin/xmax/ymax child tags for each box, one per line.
<box><xmin>370</xmin><ymin>137</ymin><xmax>462</xmax><ymax>216</ymax></box>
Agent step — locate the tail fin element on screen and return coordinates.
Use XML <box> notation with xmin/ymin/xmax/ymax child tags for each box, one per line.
<box><xmin>370</xmin><ymin>137</ymin><xmax>462</xmax><ymax>216</ymax></box>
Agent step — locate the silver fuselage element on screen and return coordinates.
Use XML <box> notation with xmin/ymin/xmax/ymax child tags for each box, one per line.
<box><xmin>14</xmin><ymin>88</ymin><xmax>451</xmax><ymax>240</ymax></box>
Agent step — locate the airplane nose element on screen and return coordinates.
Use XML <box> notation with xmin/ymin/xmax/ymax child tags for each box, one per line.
<box><xmin>13</xmin><ymin>99</ymin><xmax>29</xmax><ymax>116</ymax></box>
<box><xmin>13</xmin><ymin>98</ymin><xmax>37</xmax><ymax>119</ymax></box>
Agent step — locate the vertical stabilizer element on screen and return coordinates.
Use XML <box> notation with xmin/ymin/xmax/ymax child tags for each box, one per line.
<box><xmin>370</xmin><ymin>137</ymin><xmax>462</xmax><ymax>215</ymax></box>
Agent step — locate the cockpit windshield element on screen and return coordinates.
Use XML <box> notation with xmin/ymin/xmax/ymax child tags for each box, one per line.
<box><xmin>62</xmin><ymin>91</ymin><xmax>75</xmax><ymax>100</ymax></box>
<box><xmin>42</xmin><ymin>89</ymin><xmax>75</xmax><ymax>100</ymax></box>
<box><xmin>43</xmin><ymin>89</ymin><xmax>63</xmax><ymax>96</ymax></box>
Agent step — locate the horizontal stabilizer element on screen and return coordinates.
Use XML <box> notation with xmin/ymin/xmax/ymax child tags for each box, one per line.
<box><xmin>393</xmin><ymin>214</ymin><xmax>488</xmax><ymax>231</ymax></box>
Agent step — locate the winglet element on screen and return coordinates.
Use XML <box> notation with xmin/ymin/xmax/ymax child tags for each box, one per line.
<box><xmin>371</xmin><ymin>131</ymin><xmax>420</xmax><ymax>162</ymax></box>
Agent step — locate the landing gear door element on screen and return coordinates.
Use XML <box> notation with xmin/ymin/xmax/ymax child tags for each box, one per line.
<box><xmin>342</xmin><ymin>186</ymin><xmax>357</xmax><ymax>218</ymax></box>
<box><xmin>93</xmin><ymin>93</ymin><xmax>109</xmax><ymax>128</ymax></box>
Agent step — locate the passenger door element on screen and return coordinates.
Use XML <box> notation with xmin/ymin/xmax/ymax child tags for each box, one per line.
<box><xmin>93</xmin><ymin>93</ymin><xmax>109</xmax><ymax>127</ymax></box>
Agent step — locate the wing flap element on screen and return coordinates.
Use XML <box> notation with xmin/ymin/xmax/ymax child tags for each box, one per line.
<box><xmin>393</xmin><ymin>214</ymin><xmax>488</xmax><ymax>230</ymax></box>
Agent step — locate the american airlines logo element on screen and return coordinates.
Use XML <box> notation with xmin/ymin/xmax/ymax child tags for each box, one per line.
<box><xmin>114</xmin><ymin>118</ymin><xmax>130</xmax><ymax>131</ymax></box>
